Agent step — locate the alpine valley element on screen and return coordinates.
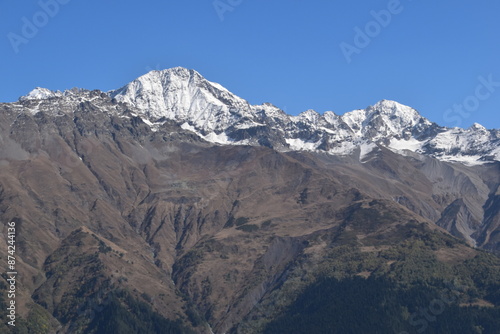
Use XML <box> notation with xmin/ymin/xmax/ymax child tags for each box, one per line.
<box><xmin>1</xmin><ymin>67</ymin><xmax>500</xmax><ymax>333</ymax></box>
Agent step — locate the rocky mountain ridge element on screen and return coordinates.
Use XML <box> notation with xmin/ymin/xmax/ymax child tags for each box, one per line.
<box><xmin>19</xmin><ymin>67</ymin><xmax>500</xmax><ymax>166</ymax></box>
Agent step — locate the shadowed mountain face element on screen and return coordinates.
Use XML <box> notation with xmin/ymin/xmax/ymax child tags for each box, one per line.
<box><xmin>0</xmin><ymin>72</ymin><xmax>500</xmax><ymax>333</ymax></box>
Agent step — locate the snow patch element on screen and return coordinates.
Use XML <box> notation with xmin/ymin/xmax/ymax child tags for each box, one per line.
<box><xmin>285</xmin><ymin>138</ymin><xmax>321</xmax><ymax>151</ymax></box>
<box><xmin>234</xmin><ymin>121</ymin><xmax>265</xmax><ymax>130</ymax></box>
<box><xmin>141</xmin><ymin>118</ymin><xmax>163</xmax><ymax>132</ymax></box>
<box><xmin>388</xmin><ymin>137</ymin><xmax>425</xmax><ymax>153</ymax></box>
<box><xmin>203</xmin><ymin>132</ymin><xmax>233</xmax><ymax>145</ymax></box>
<box><xmin>180</xmin><ymin>122</ymin><xmax>197</xmax><ymax>132</ymax></box>
<box><xmin>327</xmin><ymin>141</ymin><xmax>357</xmax><ymax>156</ymax></box>
<box><xmin>359</xmin><ymin>142</ymin><xmax>379</xmax><ymax>163</ymax></box>
<box><xmin>438</xmin><ymin>154</ymin><xmax>485</xmax><ymax>166</ymax></box>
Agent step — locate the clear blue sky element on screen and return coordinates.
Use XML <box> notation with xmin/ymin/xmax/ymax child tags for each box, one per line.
<box><xmin>1</xmin><ymin>0</ymin><xmax>499</xmax><ymax>128</ymax></box>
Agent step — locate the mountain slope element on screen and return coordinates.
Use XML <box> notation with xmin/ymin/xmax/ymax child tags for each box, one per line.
<box><xmin>10</xmin><ymin>67</ymin><xmax>500</xmax><ymax>254</ymax></box>
<box><xmin>0</xmin><ymin>68</ymin><xmax>499</xmax><ymax>333</ymax></box>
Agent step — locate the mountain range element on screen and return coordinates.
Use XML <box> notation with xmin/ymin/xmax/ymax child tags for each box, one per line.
<box><xmin>1</xmin><ymin>67</ymin><xmax>500</xmax><ymax>333</ymax></box>
<box><xmin>23</xmin><ymin>67</ymin><xmax>500</xmax><ymax>165</ymax></box>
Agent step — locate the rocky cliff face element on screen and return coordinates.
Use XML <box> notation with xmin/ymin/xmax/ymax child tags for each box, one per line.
<box><xmin>1</xmin><ymin>68</ymin><xmax>500</xmax><ymax>333</ymax></box>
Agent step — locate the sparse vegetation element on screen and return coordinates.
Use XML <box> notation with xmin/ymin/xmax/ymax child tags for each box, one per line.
<box><xmin>264</xmin><ymin>276</ymin><xmax>500</xmax><ymax>334</ymax></box>
<box><xmin>236</xmin><ymin>224</ymin><xmax>259</xmax><ymax>232</ymax></box>
<box><xmin>85</xmin><ymin>290</ymin><xmax>195</xmax><ymax>334</ymax></box>
<box><xmin>224</xmin><ymin>216</ymin><xmax>235</xmax><ymax>228</ymax></box>
<box><xmin>173</xmin><ymin>249</ymin><xmax>204</xmax><ymax>273</ymax></box>
<box><xmin>235</xmin><ymin>217</ymin><xmax>250</xmax><ymax>226</ymax></box>
<box><xmin>98</xmin><ymin>240</ymin><xmax>112</xmax><ymax>253</ymax></box>
<box><xmin>298</xmin><ymin>188</ymin><xmax>308</xmax><ymax>204</ymax></box>
<box><xmin>261</xmin><ymin>220</ymin><xmax>272</xmax><ymax>228</ymax></box>
<box><xmin>237</xmin><ymin>226</ymin><xmax>500</xmax><ymax>333</ymax></box>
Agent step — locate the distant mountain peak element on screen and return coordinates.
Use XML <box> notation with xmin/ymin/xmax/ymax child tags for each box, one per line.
<box><xmin>293</xmin><ymin>109</ymin><xmax>321</xmax><ymax>124</ymax></box>
<box><xmin>20</xmin><ymin>87</ymin><xmax>62</xmax><ymax>101</ymax></box>
<box><xmin>373</xmin><ymin>99</ymin><xmax>407</xmax><ymax>109</ymax></box>
<box><xmin>469</xmin><ymin>122</ymin><xmax>487</xmax><ymax>131</ymax></box>
<box><xmin>109</xmin><ymin>67</ymin><xmax>252</xmax><ymax>132</ymax></box>
<box><xmin>20</xmin><ymin>87</ymin><xmax>94</xmax><ymax>102</ymax></box>
<box><xmin>370</xmin><ymin>99</ymin><xmax>426</xmax><ymax>122</ymax></box>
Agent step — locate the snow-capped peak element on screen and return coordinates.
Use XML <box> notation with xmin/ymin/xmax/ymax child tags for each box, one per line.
<box><xmin>469</xmin><ymin>123</ymin><xmax>487</xmax><ymax>132</ymax></box>
<box><xmin>373</xmin><ymin>99</ymin><xmax>416</xmax><ymax>113</ymax></box>
<box><xmin>20</xmin><ymin>87</ymin><xmax>62</xmax><ymax>101</ymax></box>
<box><xmin>109</xmin><ymin>67</ymin><xmax>253</xmax><ymax>133</ymax></box>
<box><xmin>293</xmin><ymin>109</ymin><xmax>321</xmax><ymax>124</ymax></box>
<box><xmin>368</xmin><ymin>100</ymin><xmax>429</xmax><ymax>127</ymax></box>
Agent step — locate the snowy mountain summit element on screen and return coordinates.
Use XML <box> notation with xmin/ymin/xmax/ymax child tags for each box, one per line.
<box><xmin>109</xmin><ymin>67</ymin><xmax>253</xmax><ymax>133</ymax></box>
<box><xmin>20</xmin><ymin>67</ymin><xmax>500</xmax><ymax>165</ymax></box>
